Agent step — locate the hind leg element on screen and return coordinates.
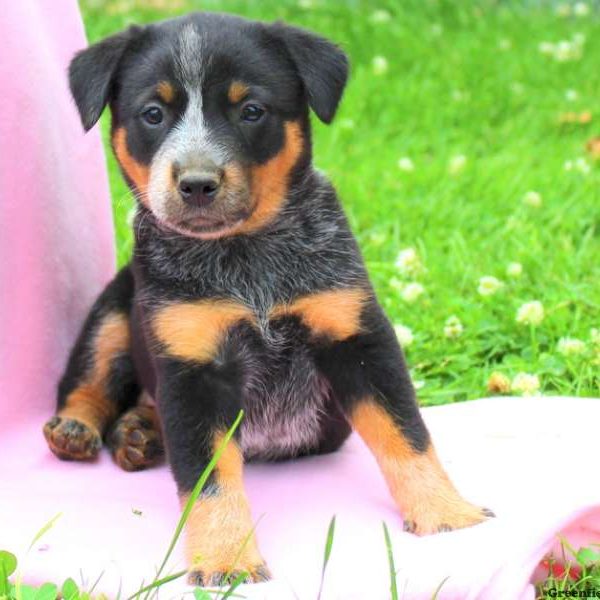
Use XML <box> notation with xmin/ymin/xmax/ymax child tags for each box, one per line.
<box><xmin>43</xmin><ymin>266</ymin><xmax>138</xmax><ymax>461</ymax></box>
<box><xmin>107</xmin><ymin>399</ymin><xmax>164</xmax><ymax>471</ymax></box>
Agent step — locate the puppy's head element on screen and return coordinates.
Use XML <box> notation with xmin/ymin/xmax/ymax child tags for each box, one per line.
<box><xmin>70</xmin><ymin>13</ymin><xmax>348</xmax><ymax>239</ymax></box>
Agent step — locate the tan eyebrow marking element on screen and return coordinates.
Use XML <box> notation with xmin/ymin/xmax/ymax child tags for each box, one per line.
<box><xmin>157</xmin><ymin>81</ymin><xmax>175</xmax><ymax>103</ymax></box>
<box><xmin>228</xmin><ymin>81</ymin><xmax>249</xmax><ymax>104</ymax></box>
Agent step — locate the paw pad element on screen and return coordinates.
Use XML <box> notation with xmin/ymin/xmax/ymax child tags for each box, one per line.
<box><xmin>108</xmin><ymin>409</ymin><xmax>163</xmax><ymax>472</ymax></box>
<box><xmin>43</xmin><ymin>416</ymin><xmax>101</xmax><ymax>461</ymax></box>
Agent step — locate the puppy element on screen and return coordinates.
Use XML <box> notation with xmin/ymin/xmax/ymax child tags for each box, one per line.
<box><xmin>43</xmin><ymin>12</ymin><xmax>492</xmax><ymax>586</ymax></box>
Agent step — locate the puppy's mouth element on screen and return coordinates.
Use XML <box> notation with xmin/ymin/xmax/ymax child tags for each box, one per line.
<box><xmin>159</xmin><ymin>213</ymin><xmax>248</xmax><ymax>240</ymax></box>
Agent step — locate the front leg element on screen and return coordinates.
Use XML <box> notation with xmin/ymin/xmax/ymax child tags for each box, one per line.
<box><xmin>151</xmin><ymin>300</ymin><xmax>269</xmax><ymax>586</ymax></box>
<box><xmin>312</xmin><ymin>294</ymin><xmax>493</xmax><ymax>534</ymax></box>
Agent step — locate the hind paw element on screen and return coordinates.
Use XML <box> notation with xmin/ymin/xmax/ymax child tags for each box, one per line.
<box><xmin>108</xmin><ymin>407</ymin><xmax>163</xmax><ymax>471</ymax></box>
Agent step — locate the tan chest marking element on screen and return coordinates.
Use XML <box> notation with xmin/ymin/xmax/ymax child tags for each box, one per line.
<box><xmin>270</xmin><ymin>288</ymin><xmax>368</xmax><ymax>341</ymax></box>
<box><xmin>112</xmin><ymin>127</ymin><xmax>149</xmax><ymax>196</ymax></box>
<box><xmin>152</xmin><ymin>299</ymin><xmax>255</xmax><ymax>363</ymax></box>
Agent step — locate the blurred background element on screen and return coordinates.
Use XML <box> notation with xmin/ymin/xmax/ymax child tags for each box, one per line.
<box><xmin>79</xmin><ymin>0</ymin><xmax>600</xmax><ymax>404</ymax></box>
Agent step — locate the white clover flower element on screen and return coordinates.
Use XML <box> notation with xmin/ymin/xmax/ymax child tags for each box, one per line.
<box><xmin>394</xmin><ymin>324</ymin><xmax>414</xmax><ymax>347</ymax></box>
<box><xmin>372</xmin><ymin>55</ymin><xmax>389</xmax><ymax>76</ymax></box>
<box><xmin>564</xmin><ymin>159</ymin><xmax>574</xmax><ymax>171</ymax></box>
<box><xmin>575</xmin><ymin>157</ymin><xmax>591</xmax><ymax>174</ymax></box>
<box><xmin>370</xmin><ymin>9</ymin><xmax>391</xmax><ymax>23</ymax></box>
<box><xmin>554</xmin><ymin>41</ymin><xmax>571</xmax><ymax>61</ymax></box>
<box><xmin>574</xmin><ymin>2</ymin><xmax>590</xmax><ymax>17</ymax></box>
<box><xmin>431</xmin><ymin>23</ymin><xmax>443</xmax><ymax>36</ymax></box>
<box><xmin>557</xmin><ymin>337</ymin><xmax>587</xmax><ymax>356</ymax></box>
<box><xmin>448</xmin><ymin>154</ymin><xmax>467</xmax><ymax>175</ymax></box>
<box><xmin>506</xmin><ymin>215</ymin><xmax>521</xmax><ymax>230</ymax></box>
<box><xmin>506</xmin><ymin>262</ymin><xmax>523</xmax><ymax>278</ymax></box>
<box><xmin>444</xmin><ymin>315</ymin><xmax>464</xmax><ymax>339</ymax></box>
<box><xmin>516</xmin><ymin>300</ymin><xmax>545</xmax><ymax>326</ymax></box>
<box><xmin>591</xmin><ymin>328</ymin><xmax>600</xmax><ymax>346</ymax></box>
<box><xmin>398</xmin><ymin>157</ymin><xmax>415</xmax><ymax>172</ymax></box>
<box><xmin>389</xmin><ymin>277</ymin><xmax>404</xmax><ymax>292</ymax></box>
<box><xmin>452</xmin><ymin>89</ymin><xmax>466</xmax><ymax>102</ymax></box>
<box><xmin>565</xmin><ymin>89</ymin><xmax>579</xmax><ymax>102</ymax></box>
<box><xmin>395</xmin><ymin>247</ymin><xmax>423</xmax><ymax>277</ymax></box>
<box><xmin>368</xmin><ymin>231</ymin><xmax>386</xmax><ymax>246</ymax></box>
<box><xmin>556</xmin><ymin>4</ymin><xmax>572</xmax><ymax>17</ymax></box>
<box><xmin>478</xmin><ymin>276</ymin><xmax>504</xmax><ymax>297</ymax></box>
<box><xmin>510</xmin><ymin>82</ymin><xmax>524</xmax><ymax>95</ymax></box>
<box><xmin>511</xmin><ymin>373</ymin><xmax>541</xmax><ymax>396</ymax></box>
<box><xmin>523</xmin><ymin>191</ymin><xmax>542</xmax><ymax>207</ymax></box>
<box><xmin>401</xmin><ymin>282</ymin><xmax>425</xmax><ymax>303</ymax></box>
<box><xmin>553</xmin><ymin>40</ymin><xmax>581</xmax><ymax>62</ymax></box>
<box><xmin>539</xmin><ymin>41</ymin><xmax>555</xmax><ymax>55</ymax></box>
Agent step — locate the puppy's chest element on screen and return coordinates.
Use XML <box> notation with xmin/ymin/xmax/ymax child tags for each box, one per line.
<box><xmin>239</xmin><ymin>314</ymin><xmax>329</xmax><ymax>460</ymax></box>
<box><xmin>149</xmin><ymin>286</ymin><xmax>367</xmax><ymax>459</ymax></box>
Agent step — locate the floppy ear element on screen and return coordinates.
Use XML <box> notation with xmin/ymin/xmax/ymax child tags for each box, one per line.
<box><xmin>270</xmin><ymin>23</ymin><xmax>349</xmax><ymax>124</ymax></box>
<box><xmin>69</xmin><ymin>26</ymin><xmax>142</xmax><ymax>131</ymax></box>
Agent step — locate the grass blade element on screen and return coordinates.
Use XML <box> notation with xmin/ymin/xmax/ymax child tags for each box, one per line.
<box><xmin>15</xmin><ymin>514</ymin><xmax>63</xmax><ymax>600</ymax></box>
<box><xmin>128</xmin><ymin>570</ymin><xmax>187</xmax><ymax>599</ymax></box>
<box><xmin>383</xmin><ymin>522</ymin><xmax>398</xmax><ymax>600</ymax></box>
<box><xmin>430</xmin><ymin>576</ymin><xmax>450</xmax><ymax>600</ymax></box>
<box><xmin>27</xmin><ymin>513</ymin><xmax>62</xmax><ymax>553</ymax></box>
<box><xmin>141</xmin><ymin>410</ymin><xmax>244</xmax><ymax>600</ymax></box>
<box><xmin>219</xmin><ymin>571</ymin><xmax>249</xmax><ymax>599</ymax></box>
<box><xmin>88</xmin><ymin>570</ymin><xmax>105</xmax><ymax>596</ymax></box>
<box><xmin>218</xmin><ymin>514</ymin><xmax>265</xmax><ymax>599</ymax></box>
<box><xmin>317</xmin><ymin>515</ymin><xmax>336</xmax><ymax>600</ymax></box>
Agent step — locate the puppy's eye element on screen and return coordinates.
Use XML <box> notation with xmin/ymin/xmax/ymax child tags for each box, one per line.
<box><xmin>142</xmin><ymin>106</ymin><xmax>164</xmax><ymax>126</ymax></box>
<box><xmin>240</xmin><ymin>103</ymin><xmax>265</xmax><ymax>123</ymax></box>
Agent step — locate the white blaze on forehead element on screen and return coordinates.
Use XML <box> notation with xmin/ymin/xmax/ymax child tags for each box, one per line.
<box><xmin>175</xmin><ymin>23</ymin><xmax>206</xmax><ymax>86</ymax></box>
<box><xmin>167</xmin><ymin>22</ymin><xmax>228</xmax><ymax>165</ymax></box>
<box><xmin>172</xmin><ymin>23</ymin><xmax>211</xmax><ymax>156</ymax></box>
<box><xmin>147</xmin><ymin>24</ymin><xmax>227</xmax><ymax>219</ymax></box>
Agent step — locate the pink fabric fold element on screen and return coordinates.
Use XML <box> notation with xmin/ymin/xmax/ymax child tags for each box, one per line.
<box><xmin>0</xmin><ymin>0</ymin><xmax>115</xmax><ymax>423</ymax></box>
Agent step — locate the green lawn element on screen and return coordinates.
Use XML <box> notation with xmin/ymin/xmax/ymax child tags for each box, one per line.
<box><xmin>80</xmin><ymin>0</ymin><xmax>599</xmax><ymax>404</ymax></box>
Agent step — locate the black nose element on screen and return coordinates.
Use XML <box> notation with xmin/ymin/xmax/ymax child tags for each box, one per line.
<box><xmin>178</xmin><ymin>175</ymin><xmax>221</xmax><ymax>207</ymax></box>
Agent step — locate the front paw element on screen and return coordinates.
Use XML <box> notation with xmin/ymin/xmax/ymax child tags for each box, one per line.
<box><xmin>43</xmin><ymin>416</ymin><xmax>102</xmax><ymax>460</ymax></box>
<box><xmin>188</xmin><ymin>562</ymin><xmax>271</xmax><ymax>587</ymax></box>
<box><xmin>403</xmin><ymin>500</ymin><xmax>495</xmax><ymax>535</ymax></box>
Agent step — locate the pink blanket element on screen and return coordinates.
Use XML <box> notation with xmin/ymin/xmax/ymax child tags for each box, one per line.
<box><xmin>1</xmin><ymin>2</ymin><xmax>598</xmax><ymax>599</ymax></box>
<box><xmin>2</xmin><ymin>399</ymin><xmax>599</xmax><ymax>599</ymax></box>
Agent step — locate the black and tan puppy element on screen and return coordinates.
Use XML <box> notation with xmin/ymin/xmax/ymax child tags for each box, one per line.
<box><xmin>43</xmin><ymin>12</ymin><xmax>492</xmax><ymax>586</ymax></box>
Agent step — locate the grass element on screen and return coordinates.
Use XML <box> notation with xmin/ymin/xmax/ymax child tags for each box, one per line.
<box><xmin>79</xmin><ymin>0</ymin><xmax>599</xmax><ymax>404</ymax></box>
<box><xmin>535</xmin><ymin>538</ymin><xmax>600</xmax><ymax>599</ymax></box>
